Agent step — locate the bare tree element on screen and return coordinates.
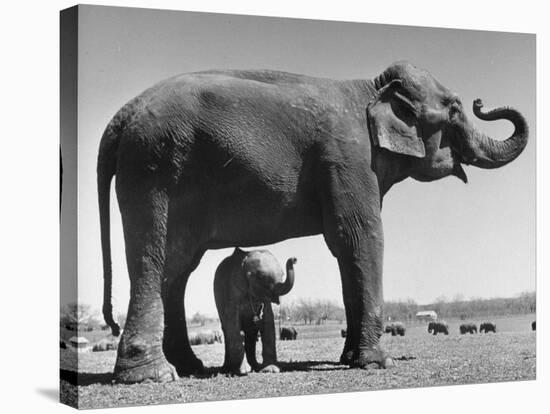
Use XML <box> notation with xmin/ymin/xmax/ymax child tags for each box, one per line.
<box><xmin>60</xmin><ymin>303</ymin><xmax>100</xmax><ymax>330</ymax></box>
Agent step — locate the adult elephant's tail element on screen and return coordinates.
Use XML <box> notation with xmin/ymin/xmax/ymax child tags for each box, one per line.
<box><xmin>97</xmin><ymin>119</ymin><xmax>122</xmax><ymax>337</ymax></box>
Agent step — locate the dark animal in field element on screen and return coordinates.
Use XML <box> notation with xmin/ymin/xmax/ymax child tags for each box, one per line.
<box><xmin>98</xmin><ymin>61</ymin><xmax>528</xmax><ymax>383</ymax></box>
<box><xmin>479</xmin><ymin>322</ymin><xmax>496</xmax><ymax>333</ymax></box>
<box><xmin>188</xmin><ymin>330</ymin><xmax>223</xmax><ymax>345</ymax></box>
<box><xmin>215</xmin><ymin>249</ymin><xmax>296</xmax><ymax>375</ymax></box>
<box><xmin>532</xmin><ymin>321</ymin><xmax>536</xmax><ymax>331</ymax></box>
<box><xmin>428</xmin><ymin>321</ymin><xmax>449</xmax><ymax>335</ymax></box>
<box><xmin>341</xmin><ymin>329</ymin><xmax>347</xmax><ymax>338</ymax></box>
<box><xmin>385</xmin><ymin>322</ymin><xmax>406</xmax><ymax>336</ymax></box>
<box><xmin>459</xmin><ymin>323</ymin><xmax>478</xmax><ymax>334</ymax></box>
<box><xmin>280</xmin><ymin>327</ymin><xmax>298</xmax><ymax>341</ymax></box>
<box><xmin>92</xmin><ymin>339</ymin><xmax>118</xmax><ymax>352</ymax></box>
<box><xmin>60</xmin><ymin>340</ymin><xmax>67</xmax><ymax>349</ymax></box>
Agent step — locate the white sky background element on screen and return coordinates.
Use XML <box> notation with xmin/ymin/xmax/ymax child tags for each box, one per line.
<box><xmin>67</xmin><ymin>6</ymin><xmax>536</xmax><ymax>317</ymax></box>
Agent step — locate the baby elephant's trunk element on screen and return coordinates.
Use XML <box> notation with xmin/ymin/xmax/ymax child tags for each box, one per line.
<box><xmin>274</xmin><ymin>258</ymin><xmax>297</xmax><ymax>297</ymax></box>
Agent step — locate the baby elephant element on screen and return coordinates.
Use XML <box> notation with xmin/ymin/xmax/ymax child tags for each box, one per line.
<box><xmin>214</xmin><ymin>248</ymin><xmax>296</xmax><ymax>375</ymax></box>
<box><xmin>459</xmin><ymin>323</ymin><xmax>478</xmax><ymax>334</ymax></box>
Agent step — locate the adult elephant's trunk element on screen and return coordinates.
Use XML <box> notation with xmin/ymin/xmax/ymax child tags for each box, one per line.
<box><xmin>275</xmin><ymin>257</ymin><xmax>297</xmax><ymax>296</ymax></box>
<box><xmin>465</xmin><ymin>99</ymin><xmax>528</xmax><ymax>169</ymax></box>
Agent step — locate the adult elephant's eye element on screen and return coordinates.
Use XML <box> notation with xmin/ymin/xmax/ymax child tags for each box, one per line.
<box><xmin>449</xmin><ymin>104</ymin><xmax>461</xmax><ymax>121</ymax></box>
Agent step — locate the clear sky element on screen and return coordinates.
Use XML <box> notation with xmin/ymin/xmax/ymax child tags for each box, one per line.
<box><xmin>63</xmin><ymin>5</ymin><xmax>535</xmax><ymax>317</ymax></box>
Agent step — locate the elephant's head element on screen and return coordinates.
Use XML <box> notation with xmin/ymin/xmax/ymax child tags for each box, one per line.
<box><xmin>242</xmin><ymin>251</ymin><xmax>296</xmax><ymax>304</ymax></box>
<box><xmin>368</xmin><ymin>61</ymin><xmax>528</xmax><ymax>183</ymax></box>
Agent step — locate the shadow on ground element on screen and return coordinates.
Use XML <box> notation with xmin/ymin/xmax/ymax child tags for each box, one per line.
<box><xmin>279</xmin><ymin>360</ymin><xmax>347</xmax><ymax>372</ymax></box>
<box><xmin>36</xmin><ymin>388</ymin><xmax>59</xmax><ymax>402</ymax></box>
<box><xmin>60</xmin><ymin>369</ymin><xmax>113</xmax><ymax>386</ymax></box>
<box><xmin>60</xmin><ymin>360</ymin><xmax>348</xmax><ymax>385</ymax></box>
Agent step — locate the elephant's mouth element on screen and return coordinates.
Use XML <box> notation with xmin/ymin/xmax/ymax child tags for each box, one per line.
<box><xmin>451</xmin><ymin>149</ymin><xmax>468</xmax><ymax>183</ymax></box>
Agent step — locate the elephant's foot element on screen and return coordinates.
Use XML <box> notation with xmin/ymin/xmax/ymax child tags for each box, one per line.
<box><xmin>339</xmin><ymin>348</ymin><xmax>355</xmax><ymax>365</ymax></box>
<box><xmin>222</xmin><ymin>359</ymin><xmax>251</xmax><ymax>376</ymax></box>
<box><xmin>259</xmin><ymin>364</ymin><xmax>280</xmax><ymax>373</ymax></box>
<box><xmin>164</xmin><ymin>337</ymin><xmax>205</xmax><ymax>376</ymax></box>
<box><xmin>351</xmin><ymin>346</ymin><xmax>394</xmax><ymax>369</ymax></box>
<box><xmin>171</xmin><ymin>354</ymin><xmax>205</xmax><ymax>377</ymax></box>
<box><xmin>114</xmin><ymin>344</ymin><xmax>178</xmax><ymax>384</ymax></box>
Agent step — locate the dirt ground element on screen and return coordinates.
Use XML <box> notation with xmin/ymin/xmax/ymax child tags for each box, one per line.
<box><xmin>60</xmin><ymin>314</ymin><xmax>536</xmax><ymax>409</ymax></box>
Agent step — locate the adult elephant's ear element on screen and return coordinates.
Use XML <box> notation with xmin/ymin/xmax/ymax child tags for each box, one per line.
<box><xmin>367</xmin><ymin>79</ymin><xmax>425</xmax><ymax>158</ymax></box>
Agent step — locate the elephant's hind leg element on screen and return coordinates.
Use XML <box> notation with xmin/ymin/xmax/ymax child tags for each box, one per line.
<box><xmin>114</xmin><ymin>188</ymin><xmax>176</xmax><ymax>383</ymax></box>
<box><xmin>162</xmin><ymin>244</ymin><xmax>206</xmax><ymax>376</ymax></box>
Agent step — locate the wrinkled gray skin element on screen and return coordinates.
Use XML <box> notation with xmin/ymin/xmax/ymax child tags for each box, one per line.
<box><xmin>214</xmin><ymin>248</ymin><xmax>296</xmax><ymax>375</ymax></box>
<box><xmin>98</xmin><ymin>61</ymin><xmax>528</xmax><ymax>383</ymax></box>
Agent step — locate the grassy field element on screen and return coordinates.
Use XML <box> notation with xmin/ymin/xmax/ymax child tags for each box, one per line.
<box><xmin>60</xmin><ymin>313</ymin><xmax>536</xmax><ymax>409</ymax></box>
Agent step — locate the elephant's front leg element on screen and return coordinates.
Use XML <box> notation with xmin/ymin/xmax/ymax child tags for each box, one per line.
<box><xmin>336</xmin><ymin>238</ymin><xmax>392</xmax><ymax>369</ymax></box>
<box><xmin>114</xmin><ymin>189</ymin><xmax>177</xmax><ymax>383</ymax></box>
<box><xmin>221</xmin><ymin>309</ymin><xmax>249</xmax><ymax>375</ymax></box>
<box><xmin>258</xmin><ymin>303</ymin><xmax>280</xmax><ymax>373</ymax></box>
<box><xmin>339</xmin><ymin>267</ymin><xmax>356</xmax><ymax>365</ymax></box>
<box><xmin>242</xmin><ymin>320</ymin><xmax>260</xmax><ymax>372</ymax></box>
<box><xmin>322</xmin><ymin>177</ymin><xmax>393</xmax><ymax>369</ymax></box>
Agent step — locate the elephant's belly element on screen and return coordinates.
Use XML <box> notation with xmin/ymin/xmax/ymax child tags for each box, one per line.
<box><xmin>171</xmin><ymin>177</ymin><xmax>322</xmax><ymax>248</ymax></box>
<box><xmin>205</xmin><ymin>199</ymin><xmax>323</xmax><ymax>249</ymax></box>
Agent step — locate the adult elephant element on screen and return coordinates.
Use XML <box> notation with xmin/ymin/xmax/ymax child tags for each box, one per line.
<box><xmin>459</xmin><ymin>323</ymin><xmax>477</xmax><ymax>334</ymax></box>
<box><xmin>188</xmin><ymin>330</ymin><xmax>223</xmax><ymax>345</ymax></box>
<box><xmin>428</xmin><ymin>321</ymin><xmax>449</xmax><ymax>335</ymax></box>
<box><xmin>479</xmin><ymin>322</ymin><xmax>497</xmax><ymax>333</ymax></box>
<box><xmin>214</xmin><ymin>248</ymin><xmax>296</xmax><ymax>374</ymax></box>
<box><xmin>385</xmin><ymin>322</ymin><xmax>406</xmax><ymax>336</ymax></box>
<box><xmin>280</xmin><ymin>327</ymin><xmax>298</xmax><ymax>341</ymax></box>
<box><xmin>98</xmin><ymin>61</ymin><xmax>528</xmax><ymax>383</ymax></box>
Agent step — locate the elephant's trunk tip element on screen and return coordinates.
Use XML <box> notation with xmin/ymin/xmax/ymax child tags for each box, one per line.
<box><xmin>275</xmin><ymin>258</ymin><xmax>297</xmax><ymax>296</ymax></box>
<box><xmin>467</xmin><ymin>99</ymin><xmax>528</xmax><ymax>169</ymax></box>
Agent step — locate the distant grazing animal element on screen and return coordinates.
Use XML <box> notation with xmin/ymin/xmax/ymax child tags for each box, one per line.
<box><xmin>92</xmin><ymin>339</ymin><xmax>118</xmax><ymax>352</ymax></box>
<box><xmin>341</xmin><ymin>329</ymin><xmax>347</xmax><ymax>338</ymax></box>
<box><xmin>532</xmin><ymin>321</ymin><xmax>536</xmax><ymax>331</ymax></box>
<box><xmin>280</xmin><ymin>327</ymin><xmax>298</xmax><ymax>341</ymax></box>
<box><xmin>428</xmin><ymin>321</ymin><xmax>449</xmax><ymax>335</ymax></box>
<box><xmin>479</xmin><ymin>322</ymin><xmax>496</xmax><ymax>333</ymax></box>
<box><xmin>385</xmin><ymin>322</ymin><xmax>406</xmax><ymax>336</ymax></box>
<box><xmin>459</xmin><ymin>323</ymin><xmax>477</xmax><ymax>334</ymax></box>
<box><xmin>188</xmin><ymin>330</ymin><xmax>223</xmax><ymax>345</ymax></box>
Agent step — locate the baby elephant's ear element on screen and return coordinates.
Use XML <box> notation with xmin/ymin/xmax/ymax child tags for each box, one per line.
<box><xmin>367</xmin><ymin>79</ymin><xmax>425</xmax><ymax>158</ymax></box>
